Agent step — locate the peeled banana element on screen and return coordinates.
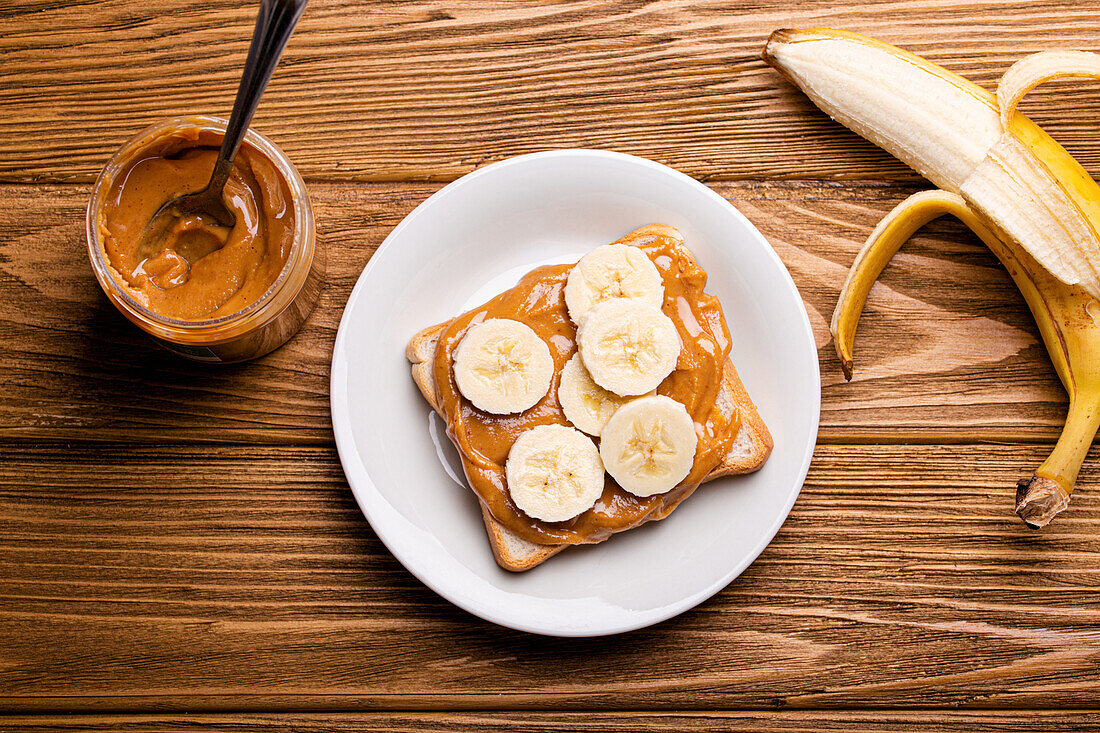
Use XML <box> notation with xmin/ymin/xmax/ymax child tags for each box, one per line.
<box><xmin>763</xmin><ymin>29</ymin><xmax>1100</xmax><ymax>528</ymax></box>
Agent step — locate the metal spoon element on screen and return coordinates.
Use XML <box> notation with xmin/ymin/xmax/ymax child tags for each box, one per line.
<box><xmin>136</xmin><ymin>0</ymin><xmax>308</xmax><ymax>257</ymax></box>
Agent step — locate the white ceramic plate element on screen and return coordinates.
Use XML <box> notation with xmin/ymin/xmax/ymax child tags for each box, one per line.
<box><xmin>330</xmin><ymin>150</ymin><xmax>820</xmax><ymax>637</ymax></box>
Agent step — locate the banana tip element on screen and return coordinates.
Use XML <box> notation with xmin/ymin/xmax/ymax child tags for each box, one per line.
<box><xmin>762</xmin><ymin>29</ymin><xmax>793</xmax><ymax>65</ymax></box>
<box><xmin>833</xmin><ymin>337</ymin><xmax>854</xmax><ymax>380</ymax></box>
<box><xmin>1015</xmin><ymin>476</ymin><xmax>1071</xmax><ymax>529</ymax></box>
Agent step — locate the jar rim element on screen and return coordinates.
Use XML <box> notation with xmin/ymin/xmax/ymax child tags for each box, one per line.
<box><xmin>86</xmin><ymin>115</ymin><xmax>313</xmax><ymax>334</ymax></box>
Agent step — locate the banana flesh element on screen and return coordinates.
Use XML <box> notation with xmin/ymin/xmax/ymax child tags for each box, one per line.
<box><xmin>764</xmin><ymin>29</ymin><xmax>1002</xmax><ymax>191</ymax></box>
<box><xmin>764</xmin><ymin>29</ymin><xmax>1100</xmax><ymax>527</ymax></box>
<box><xmin>453</xmin><ymin>318</ymin><xmax>554</xmax><ymax>415</ymax></box>
<box><xmin>558</xmin><ymin>353</ymin><xmax>651</xmax><ymax>437</ymax></box>
<box><xmin>576</xmin><ymin>299</ymin><xmax>682</xmax><ymax>396</ymax></box>
<box><xmin>600</xmin><ymin>395</ymin><xmax>698</xmax><ymax>497</ymax></box>
<box><xmin>506</xmin><ymin>424</ymin><xmax>605</xmax><ymax>522</ymax></box>
<box><xmin>565</xmin><ymin>243</ymin><xmax>665</xmax><ymax>323</ymax></box>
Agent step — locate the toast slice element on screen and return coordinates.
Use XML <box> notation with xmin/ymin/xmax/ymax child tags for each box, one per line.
<box><xmin>406</xmin><ymin>322</ymin><xmax>773</xmax><ymax>571</ymax></box>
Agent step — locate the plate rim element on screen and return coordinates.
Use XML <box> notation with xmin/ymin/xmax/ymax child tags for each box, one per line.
<box><xmin>330</xmin><ymin>148</ymin><xmax>821</xmax><ymax>636</ymax></box>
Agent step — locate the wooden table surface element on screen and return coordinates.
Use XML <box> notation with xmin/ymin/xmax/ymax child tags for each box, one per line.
<box><xmin>4</xmin><ymin>1</ymin><xmax>1100</xmax><ymax>730</ymax></box>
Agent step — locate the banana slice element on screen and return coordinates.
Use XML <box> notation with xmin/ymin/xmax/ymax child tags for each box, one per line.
<box><xmin>557</xmin><ymin>354</ymin><xmax>651</xmax><ymax>436</ymax></box>
<box><xmin>453</xmin><ymin>318</ymin><xmax>554</xmax><ymax>414</ymax></box>
<box><xmin>576</xmin><ymin>299</ymin><xmax>681</xmax><ymax>396</ymax></box>
<box><xmin>564</xmin><ymin>243</ymin><xmax>664</xmax><ymax>324</ymax></box>
<box><xmin>505</xmin><ymin>424</ymin><xmax>605</xmax><ymax>522</ymax></box>
<box><xmin>600</xmin><ymin>395</ymin><xmax>698</xmax><ymax>497</ymax></box>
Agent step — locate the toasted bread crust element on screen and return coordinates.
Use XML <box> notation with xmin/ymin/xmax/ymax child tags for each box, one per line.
<box><xmin>481</xmin><ymin>504</ymin><xmax>566</xmax><ymax>570</ymax></box>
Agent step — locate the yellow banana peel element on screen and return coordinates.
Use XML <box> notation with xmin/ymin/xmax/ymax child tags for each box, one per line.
<box><xmin>763</xmin><ymin>29</ymin><xmax>1100</xmax><ymax>528</ymax></box>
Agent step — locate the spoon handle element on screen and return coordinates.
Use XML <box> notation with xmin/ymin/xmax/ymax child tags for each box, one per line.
<box><xmin>210</xmin><ymin>0</ymin><xmax>308</xmax><ymax>192</ymax></box>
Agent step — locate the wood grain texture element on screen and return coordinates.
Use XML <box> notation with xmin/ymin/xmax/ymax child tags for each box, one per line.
<box><xmin>5</xmin><ymin>711</ymin><xmax>1100</xmax><ymax>732</ymax></box>
<box><xmin>4</xmin><ymin>0</ymin><xmax>1100</xmax><ymax>184</ymax></box>
<box><xmin>7</xmin><ymin>0</ymin><xmax>1100</xmax><ymax>722</ymax></box>
<box><xmin>0</xmin><ymin>180</ymin><xmax>1075</xmax><ymax>444</ymax></box>
<box><xmin>2</xmin><ymin>443</ymin><xmax>1099</xmax><ymax>711</ymax></box>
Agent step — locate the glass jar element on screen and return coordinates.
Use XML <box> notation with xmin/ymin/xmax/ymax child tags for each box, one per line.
<box><xmin>86</xmin><ymin>115</ymin><xmax>323</xmax><ymax>363</ymax></box>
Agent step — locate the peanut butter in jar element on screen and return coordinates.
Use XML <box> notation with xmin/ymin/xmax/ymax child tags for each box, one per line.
<box><xmin>87</xmin><ymin>115</ymin><xmax>324</xmax><ymax>363</ymax></box>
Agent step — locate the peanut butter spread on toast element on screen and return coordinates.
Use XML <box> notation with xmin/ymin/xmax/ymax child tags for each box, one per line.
<box><xmin>432</xmin><ymin>229</ymin><xmax>738</xmax><ymax>545</ymax></box>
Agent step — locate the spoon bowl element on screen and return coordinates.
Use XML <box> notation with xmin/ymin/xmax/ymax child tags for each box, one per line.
<box><xmin>135</xmin><ymin>178</ymin><xmax>236</xmax><ymax>260</ymax></box>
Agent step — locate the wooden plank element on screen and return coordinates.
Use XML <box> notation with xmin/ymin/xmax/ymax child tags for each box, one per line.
<box><xmin>0</xmin><ymin>181</ymin><xmax>1073</xmax><ymax>443</ymax></box>
<box><xmin>2</xmin><ymin>443</ymin><xmax>1099</xmax><ymax>711</ymax></box>
<box><xmin>4</xmin><ymin>711</ymin><xmax>1100</xmax><ymax>732</ymax></box>
<box><xmin>4</xmin><ymin>0</ymin><xmax>1100</xmax><ymax>183</ymax></box>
